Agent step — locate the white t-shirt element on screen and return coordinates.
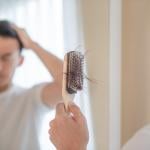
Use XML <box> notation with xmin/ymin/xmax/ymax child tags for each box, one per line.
<box><xmin>122</xmin><ymin>125</ymin><xmax>150</xmax><ymax>150</ymax></box>
<box><xmin>0</xmin><ymin>84</ymin><xmax>51</xmax><ymax>150</ymax></box>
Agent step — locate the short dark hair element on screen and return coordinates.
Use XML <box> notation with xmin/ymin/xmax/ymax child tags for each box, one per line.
<box><xmin>0</xmin><ymin>20</ymin><xmax>23</xmax><ymax>52</ymax></box>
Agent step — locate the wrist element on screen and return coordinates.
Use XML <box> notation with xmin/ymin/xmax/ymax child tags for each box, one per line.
<box><xmin>58</xmin><ymin>145</ymin><xmax>87</xmax><ymax>150</ymax></box>
<box><xmin>29</xmin><ymin>41</ymin><xmax>42</xmax><ymax>54</ymax></box>
<box><xmin>29</xmin><ymin>41</ymin><xmax>38</xmax><ymax>49</ymax></box>
<box><xmin>58</xmin><ymin>148</ymin><xmax>86</xmax><ymax>150</ymax></box>
<box><xmin>78</xmin><ymin>146</ymin><xmax>87</xmax><ymax>150</ymax></box>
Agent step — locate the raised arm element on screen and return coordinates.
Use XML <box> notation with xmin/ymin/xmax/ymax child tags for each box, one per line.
<box><xmin>13</xmin><ymin>25</ymin><xmax>63</xmax><ymax>107</ymax></box>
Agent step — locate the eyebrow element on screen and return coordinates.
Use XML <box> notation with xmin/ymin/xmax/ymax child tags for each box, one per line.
<box><xmin>3</xmin><ymin>53</ymin><xmax>13</xmax><ymax>56</ymax></box>
<box><xmin>0</xmin><ymin>52</ymin><xmax>14</xmax><ymax>58</ymax></box>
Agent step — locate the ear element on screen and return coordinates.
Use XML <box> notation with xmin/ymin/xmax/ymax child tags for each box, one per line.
<box><xmin>17</xmin><ymin>55</ymin><xmax>24</xmax><ymax>66</ymax></box>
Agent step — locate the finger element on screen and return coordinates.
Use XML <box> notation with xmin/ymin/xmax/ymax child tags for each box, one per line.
<box><xmin>49</xmin><ymin>130</ymin><xmax>55</xmax><ymax>145</ymax></box>
<box><xmin>68</xmin><ymin>103</ymin><xmax>84</xmax><ymax>121</ymax></box>
<box><xmin>10</xmin><ymin>24</ymin><xmax>25</xmax><ymax>34</ymax></box>
<box><xmin>49</xmin><ymin>119</ymin><xmax>55</xmax><ymax>128</ymax></box>
<box><xmin>56</xmin><ymin>102</ymin><xmax>66</xmax><ymax>116</ymax></box>
<box><xmin>48</xmin><ymin>128</ymin><xmax>55</xmax><ymax>143</ymax></box>
<box><xmin>10</xmin><ymin>23</ymin><xmax>20</xmax><ymax>32</ymax></box>
<box><xmin>49</xmin><ymin>127</ymin><xmax>54</xmax><ymax>134</ymax></box>
<box><xmin>10</xmin><ymin>23</ymin><xmax>17</xmax><ymax>28</ymax></box>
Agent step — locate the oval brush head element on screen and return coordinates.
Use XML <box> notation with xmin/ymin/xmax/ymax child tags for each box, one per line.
<box><xmin>66</xmin><ymin>51</ymin><xmax>84</xmax><ymax>94</ymax></box>
<box><xmin>62</xmin><ymin>51</ymin><xmax>84</xmax><ymax>109</ymax></box>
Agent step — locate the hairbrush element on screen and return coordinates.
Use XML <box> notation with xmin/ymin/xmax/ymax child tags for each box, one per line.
<box><xmin>62</xmin><ymin>51</ymin><xmax>84</xmax><ymax>110</ymax></box>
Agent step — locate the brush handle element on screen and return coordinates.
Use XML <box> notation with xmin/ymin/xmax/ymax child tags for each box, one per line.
<box><xmin>62</xmin><ymin>54</ymin><xmax>75</xmax><ymax>110</ymax></box>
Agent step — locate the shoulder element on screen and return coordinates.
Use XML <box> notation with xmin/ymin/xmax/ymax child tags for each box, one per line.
<box><xmin>9</xmin><ymin>83</ymin><xmax>47</xmax><ymax>103</ymax></box>
<box><xmin>13</xmin><ymin>83</ymin><xmax>51</xmax><ymax>110</ymax></box>
<box><xmin>12</xmin><ymin>83</ymin><xmax>47</xmax><ymax>95</ymax></box>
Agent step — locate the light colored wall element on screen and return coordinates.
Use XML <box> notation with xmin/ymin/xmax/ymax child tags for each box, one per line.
<box><xmin>78</xmin><ymin>0</ymin><xmax>150</xmax><ymax>148</ymax></box>
<box><xmin>122</xmin><ymin>0</ymin><xmax>150</xmax><ymax>145</ymax></box>
<box><xmin>80</xmin><ymin>0</ymin><xmax>109</xmax><ymax>149</ymax></box>
<box><xmin>80</xmin><ymin>0</ymin><xmax>122</xmax><ymax>149</ymax></box>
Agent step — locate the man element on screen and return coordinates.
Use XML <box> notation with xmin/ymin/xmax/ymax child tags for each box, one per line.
<box><xmin>0</xmin><ymin>20</ymin><xmax>63</xmax><ymax>149</ymax></box>
<box><xmin>49</xmin><ymin>102</ymin><xmax>89</xmax><ymax>150</ymax></box>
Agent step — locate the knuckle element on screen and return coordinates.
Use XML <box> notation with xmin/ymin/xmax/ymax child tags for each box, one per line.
<box><xmin>56</xmin><ymin>102</ymin><xmax>64</xmax><ymax>109</ymax></box>
<box><xmin>49</xmin><ymin>119</ymin><xmax>56</xmax><ymax>127</ymax></box>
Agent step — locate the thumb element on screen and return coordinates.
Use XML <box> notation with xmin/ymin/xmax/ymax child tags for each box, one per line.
<box><xmin>68</xmin><ymin>102</ymin><xmax>85</xmax><ymax>122</ymax></box>
<box><xmin>56</xmin><ymin>102</ymin><xmax>66</xmax><ymax>116</ymax></box>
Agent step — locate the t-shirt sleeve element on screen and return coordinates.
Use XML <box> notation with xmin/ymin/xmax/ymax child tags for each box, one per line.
<box><xmin>28</xmin><ymin>83</ymin><xmax>52</xmax><ymax>114</ymax></box>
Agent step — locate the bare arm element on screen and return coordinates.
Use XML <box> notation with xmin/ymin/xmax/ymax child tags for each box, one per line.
<box><xmin>30</xmin><ymin>42</ymin><xmax>63</xmax><ymax>107</ymax></box>
<box><xmin>13</xmin><ymin>25</ymin><xmax>63</xmax><ymax>107</ymax></box>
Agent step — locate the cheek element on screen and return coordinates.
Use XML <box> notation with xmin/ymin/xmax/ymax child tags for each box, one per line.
<box><xmin>4</xmin><ymin>61</ymin><xmax>18</xmax><ymax>76</ymax></box>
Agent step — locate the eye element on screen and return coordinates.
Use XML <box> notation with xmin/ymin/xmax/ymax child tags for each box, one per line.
<box><xmin>2</xmin><ymin>54</ymin><xmax>13</xmax><ymax>61</ymax></box>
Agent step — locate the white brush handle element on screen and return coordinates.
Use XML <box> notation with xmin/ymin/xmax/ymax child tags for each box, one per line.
<box><xmin>62</xmin><ymin>54</ymin><xmax>75</xmax><ymax>110</ymax></box>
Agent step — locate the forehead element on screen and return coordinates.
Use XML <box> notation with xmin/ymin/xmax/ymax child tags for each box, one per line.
<box><xmin>0</xmin><ymin>37</ymin><xmax>20</xmax><ymax>54</ymax></box>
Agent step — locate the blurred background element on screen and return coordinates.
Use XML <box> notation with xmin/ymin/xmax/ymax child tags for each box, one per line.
<box><xmin>122</xmin><ymin>0</ymin><xmax>150</xmax><ymax>146</ymax></box>
<box><xmin>1</xmin><ymin>0</ymin><xmax>150</xmax><ymax>150</ymax></box>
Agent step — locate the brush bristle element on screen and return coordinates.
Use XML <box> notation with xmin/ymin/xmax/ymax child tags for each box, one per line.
<box><xmin>66</xmin><ymin>51</ymin><xmax>84</xmax><ymax>94</ymax></box>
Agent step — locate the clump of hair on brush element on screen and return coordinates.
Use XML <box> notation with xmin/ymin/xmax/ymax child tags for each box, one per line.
<box><xmin>62</xmin><ymin>51</ymin><xmax>84</xmax><ymax>109</ymax></box>
<box><xmin>62</xmin><ymin>49</ymin><xmax>97</xmax><ymax>109</ymax></box>
<box><xmin>66</xmin><ymin>51</ymin><xmax>84</xmax><ymax>94</ymax></box>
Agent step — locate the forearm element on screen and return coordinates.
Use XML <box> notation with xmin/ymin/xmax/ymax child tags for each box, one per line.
<box><xmin>12</xmin><ymin>24</ymin><xmax>63</xmax><ymax>83</ymax></box>
<box><xmin>57</xmin><ymin>144</ymin><xmax>87</xmax><ymax>150</ymax></box>
<box><xmin>57</xmin><ymin>147</ymin><xmax>87</xmax><ymax>150</ymax></box>
<box><xmin>30</xmin><ymin>42</ymin><xmax>63</xmax><ymax>83</ymax></box>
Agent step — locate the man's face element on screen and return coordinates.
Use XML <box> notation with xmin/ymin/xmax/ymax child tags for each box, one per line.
<box><xmin>0</xmin><ymin>37</ymin><xmax>23</xmax><ymax>91</ymax></box>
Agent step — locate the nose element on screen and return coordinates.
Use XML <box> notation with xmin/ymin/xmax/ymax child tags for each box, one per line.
<box><xmin>0</xmin><ymin>59</ymin><xmax>4</xmax><ymax>72</ymax></box>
